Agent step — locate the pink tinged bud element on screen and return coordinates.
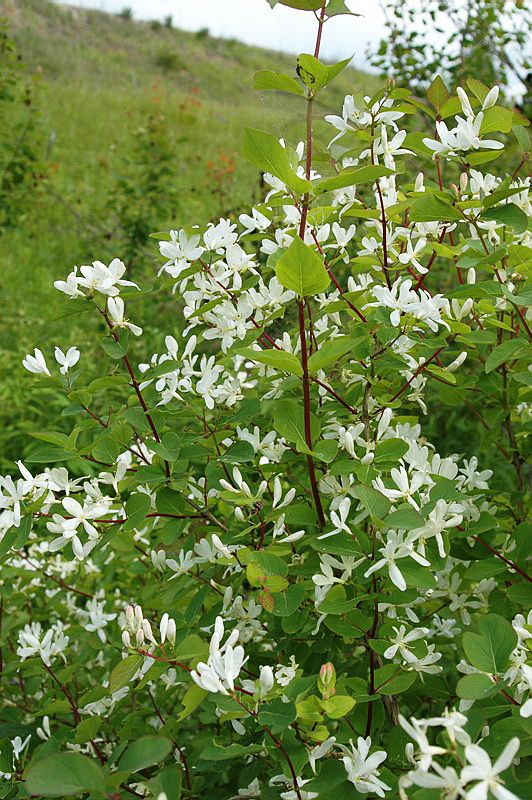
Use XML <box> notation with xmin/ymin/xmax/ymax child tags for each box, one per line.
<box><xmin>135</xmin><ymin>629</ymin><xmax>145</xmax><ymax>647</ymax></box>
<box><xmin>122</xmin><ymin>631</ymin><xmax>131</xmax><ymax>648</ymax></box>
<box><xmin>318</xmin><ymin>662</ymin><xmax>336</xmax><ymax>699</ymax></box>
<box><xmin>134</xmin><ymin>605</ymin><xmax>144</xmax><ymax>626</ymax></box>
<box><xmin>160</xmin><ymin>613</ymin><xmax>169</xmax><ymax>644</ymax></box>
<box><xmin>259</xmin><ymin>665</ymin><xmax>274</xmax><ymax>697</ymax></box>
<box><xmin>460</xmin><ymin>172</ymin><xmax>468</xmax><ymax>193</ymax></box>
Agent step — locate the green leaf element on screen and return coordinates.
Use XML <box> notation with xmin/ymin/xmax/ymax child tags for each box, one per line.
<box><xmin>318</xmin><ymin>585</ymin><xmax>359</xmax><ymax>614</ymax></box>
<box><xmin>271</xmin><ymin>583</ymin><xmax>306</xmax><ymax>617</ymax></box>
<box><xmin>307</xmin><ymin>334</ymin><xmax>369</xmax><ymax>373</ymax></box>
<box><xmin>383</xmin><ymin>506</ymin><xmax>425</xmax><ymax>531</ymax></box>
<box><xmin>374</xmin><ymin>665</ymin><xmax>416</xmax><ymax>695</ymax></box>
<box><xmin>147</xmin><ymin>768</ymin><xmax>182</xmax><ymax>800</ymax></box>
<box><xmin>24</xmin><ymin>753</ymin><xmax>106</xmax><ymax>796</ymax></box>
<box><xmin>92</xmin><ymin>436</ymin><xmax>120</xmax><ymax>464</ymax></box>
<box><xmin>86</xmin><ymin>375</ymin><xmax>129</xmax><ymax>391</ymax></box>
<box><xmin>176</xmin><ymin>685</ymin><xmax>208</xmax><ymax>722</ymax></box>
<box><xmin>109</xmin><ymin>655</ymin><xmax>143</xmax><ymax>693</ymax></box>
<box><xmin>254</xmin><ymin>69</ymin><xmax>305</xmax><ymax>95</ymax></box>
<box><xmin>313</xmin><ymin>165</ymin><xmax>393</xmax><ymax>194</ymax></box>
<box><xmin>100</xmin><ymin>336</ymin><xmax>128</xmax><ymax>359</ymax></box>
<box><xmin>456</xmin><ymin>673</ymin><xmax>498</xmax><ymax>700</ymax></box>
<box><xmin>480</xmin><ymin>105</ymin><xmax>515</xmax><ymax>134</ymax></box>
<box><xmin>409</xmin><ymin>194</ymin><xmax>463</xmax><ymax>222</ymax></box>
<box><xmin>275</xmin><ymin>236</ymin><xmax>330</xmax><ymax>297</ymax></box>
<box><xmin>313</xmin><ymin>439</ymin><xmax>338</xmax><ymax>463</ymax></box>
<box><xmin>123</xmin><ymin>492</ymin><xmax>152</xmax><ymax>531</ymax></box>
<box><xmin>305</xmin><ymin>759</ymin><xmax>349</xmax><ymax>792</ymax></box>
<box><xmin>117</xmin><ymin>736</ymin><xmax>173</xmax><ymax>773</ymax></box>
<box><xmin>258</xmin><ymin>698</ymin><xmax>296</xmax><ymax>733</ymax></box>
<box><xmin>273</xmin><ymin>398</ymin><xmax>321</xmax><ymax>454</ymax></box>
<box><xmin>484</xmin><ymin>339</ymin><xmax>529</xmax><ymax>373</ymax></box>
<box><xmin>201</xmin><ymin>741</ymin><xmax>265</xmax><ymax>760</ymax></box>
<box><xmin>352</xmin><ymin>485</ymin><xmax>391</xmax><ymax>519</ymax></box>
<box><xmin>322</xmin><ymin>695</ymin><xmax>356</xmax><ymax>718</ymax></box>
<box><xmin>296</xmin><ymin>695</ymin><xmax>324</xmax><ymax>722</ymax></box>
<box><xmin>0</xmin><ymin>739</ymin><xmax>12</xmax><ymax>774</ymax></box>
<box><xmin>222</xmin><ymin>440</ymin><xmax>255</xmax><ymax>463</ymax></box>
<box><xmin>325</xmin><ymin>0</ymin><xmax>361</xmax><ymax>16</ymax></box>
<box><xmin>243</xmin><ymin>128</ymin><xmax>310</xmax><ymax>195</ymax></box>
<box><xmin>238</xmin><ymin>347</ymin><xmax>303</xmax><ymax>376</ymax></box>
<box><xmin>263</xmin><ymin>575</ymin><xmax>289</xmax><ymax>592</ymax></box>
<box><xmin>156</xmin><ymin>487</ymin><xmax>185</xmax><ymax>516</ymax></box>
<box><xmin>296</xmin><ymin>54</ymin><xmax>351</xmax><ymax>92</ymax></box>
<box><xmin>277</xmin><ymin>0</ymin><xmax>323</xmax><ymax>8</ymax></box>
<box><xmin>250</xmin><ymin>550</ymin><xmax>289</xmax><ymax>577</ymax></box>
<box><xmin>427</xmin><ymin>75</ymin><xmax>449</xmax><ymax>111</ymax></box>
<box><xmin>480</xmin><ymin>203</ymin><xmax>528</xmax><ymax>234</ymax></box>
<box><xmin>174</xmin><ymin>634</ymin><xmax>208</xmax><ymax>661</ymax></box>
<box><xmin>75</xmin><ymin>716</ymin><xmax>102</xmax><ymax>744</ymax></box>
<box><xmin>462</xmin><ymin>614</ymin><xmax>518</xmax><ymax>674</ymax></box>
<box><xmin>374</xmin><ymin>437</ymin><xmax>409</xmax><ymax>466</ymax></box>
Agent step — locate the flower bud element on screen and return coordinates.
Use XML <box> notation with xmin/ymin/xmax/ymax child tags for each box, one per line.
<box><xmin>447</xmin><ymin>351</ymin><xmax>467</xmax><ymax>372</ymax></box>
<box><xmin>460</xmin><ymin>172</ymin><xmax>468</xmax><ymax>193</ymax></box>
<box><xmin>259</xmin><ymin>665</ymin><xmax>274</xmax><ymax>698</ymax></box>
<box><xmin>142</xmin><ymin>619</ymin><xmax>156</xmax><ymax>644</ymax></box>
<box><xmin>235</xmin><ymin>507</ymin><xmax>245</xmax><ymax>522</ymax></box>
<box><xmin>467</xmin><ymin>268</ymin><xmax>476</xmax><ymax>285</ymax></box>
<box><xmin>160</xmin><ymin>613</ymin><xmax>169</xmax><ymax>644</ymax></box>
<box><xmin>166</xmin><ymin>618</ymin><xmax>176</xmax><ymax>645</ymax></box>
<box><xmin>414</xmin><ymin>172</ymin><xmax>425</xmax><ymax>192</ymax></box>
<box><xmin>121</xmin><ymin>630</ymin><xmax>131</xmax><ymax>649</ymax></box>
<box><xmin>361</xmin><ymin>451</ymin><xmax>374</xmax><ymax>465</ymax></box>
<box><xmin>318</xmin><ymin>662</ymin><xmax>336</xmax><ymax>699</ymax></box>
<box><xmin>134</xmin><ymin>604</ymin><xmax>144</xmax><ymax>626</ymax></box>
<box><xmin>135</xmin><ymin>628</ymin><xmax>145</xmax><ymax>647</ymax></box>
<box><xmin>125</xmin><ymin>604</ymin><xmax>135</xmax><ymax>628</ymax></box>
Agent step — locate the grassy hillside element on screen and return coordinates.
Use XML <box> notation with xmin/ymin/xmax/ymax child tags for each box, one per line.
<box><xmin>0</xmin><ymin>0</ymin><xmax>379</xmax><ymax>469</ymax></box>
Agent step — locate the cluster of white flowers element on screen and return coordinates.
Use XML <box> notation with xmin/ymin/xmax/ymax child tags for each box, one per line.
<box><xmin>190</xmin><ymin>616</ymin><xmax>248</xmax><ymax>695</ymax></box>
<box><xmin>17</xmin><ymin>620</ymin><xmax>69</xmax><ymax>667</ymax></box>
<box><xmin>400</xmin><ymin>712</ymin><xmax>522</xmax><ymax>800</ymax></box>
<box><xmin>120</xmin><ymin>603</ymin><xmax>176</xmax><ymax>650</ymax></box>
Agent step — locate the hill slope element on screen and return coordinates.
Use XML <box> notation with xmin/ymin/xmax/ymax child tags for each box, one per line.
<box><xmin>0</xmin><ymin>0</ymin><xmax>380</xmax><ymax>468</ymax></box>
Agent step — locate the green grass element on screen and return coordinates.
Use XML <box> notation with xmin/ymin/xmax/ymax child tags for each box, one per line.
<box><xmin>0</xmin><ymin>0</ymin><xmax>380</xmax><ymax>469</ymax></box>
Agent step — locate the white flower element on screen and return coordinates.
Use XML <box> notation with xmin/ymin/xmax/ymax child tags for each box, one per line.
<box><xmin>107</xmin><ymin>296</ymin><xmax>143</xmax><ymax>336</ymax></box>
<box><xmin>338</xmin><ymin>737</ymin><xmax>391</xmax><ymax>797</ymax></box>
<box><xmin>54</xmin><ymin>346</ymin><xmax>80</xmax><ymax>374</ymax></box>
<box><xmin>461</xmin><ymin>738</ymin><xmax>521</xmax><ymax>800</ymax></box>
<box><xmin>190</xmin><ymin>617</ymin><xmax>247</xmax><ymax>695</ymax></box>
<box><xmin>275</xmin><ymin>655</ymin><xmax>298</xmax><ymax>687</ymax></box>
<box><xmin>22</xmin><ymin>348</ymin><xmax>51</xmax><ymax>376</ymax></box>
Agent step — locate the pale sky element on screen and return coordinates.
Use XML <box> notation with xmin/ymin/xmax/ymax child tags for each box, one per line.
<box><xmin>55</xmin><ymin>0</ymin><xmax>386</xmax><ymax>69</ymax></box>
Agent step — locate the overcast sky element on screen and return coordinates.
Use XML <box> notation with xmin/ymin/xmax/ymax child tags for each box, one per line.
<box><xmin>55</xmin><ymin>0</ymin><xmax>386</xmax><ymax>69</ymax></box>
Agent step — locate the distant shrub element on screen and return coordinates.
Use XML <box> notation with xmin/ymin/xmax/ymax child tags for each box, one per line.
<box><xmin>117</xmin><ymin>6</ymin><xmax>132</xmax><ymax>21</ymax></box>
<box><xmin>196</xmin><ymin>27</ymin><xmax>209</xmax><ymax>39</ymax></box>
<box><xmin>164</xmin><ymin>15</ymin><xmax>173</xmax><ymax>29</ymax></box>
<box><xmin>154</xmin><ymin>47</ymin><xmax>186</xmax><ymax>73</ymax></box>
<box><xmin>150</xmin><ymin>20</ymin><xmax>162</xmax><ymax>31</ymax></box>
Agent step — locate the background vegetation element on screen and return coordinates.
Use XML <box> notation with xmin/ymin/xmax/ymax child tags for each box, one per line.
<box><xmin>0</xmin><ymin>0</ymin><xmax>379</xmax><ymax>470</ymax></box>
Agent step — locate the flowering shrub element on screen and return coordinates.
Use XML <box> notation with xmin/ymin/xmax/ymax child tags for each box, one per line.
<box><xmin>1</xmin><ymin>2</ymin><xmax>531</xmax><ymax>799</ymax></box>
